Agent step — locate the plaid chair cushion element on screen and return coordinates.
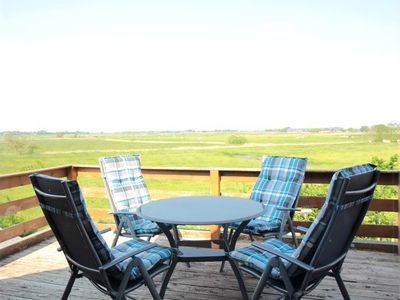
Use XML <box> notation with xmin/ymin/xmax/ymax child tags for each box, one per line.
<box><xmin>230</xmin><ymin>219</ymin><xmax>281</xmax><ymax>235</ymax></box>
<box><xmin>68</xmin><ymin>181</ymin><xmax>172</xmax><ymax>280</ymax></box>
<box><xmin>100</xmin><ymin>155</ymin><xmax>151</xmax><ymax>212</ymax></box>
<box><xmin>100</xmin><ymin>155</ymin><xmax>155</xmax><ymax>235</ymax></box>
<box><xmin>229</xmin><ymin>239</ymin><xmax>296</xmax><ymax>279</ymax></box>
<box><xmin>111</xmin><ymin>238</ymin><xmax>173</xmax><ymax>280</ymax></box>
<box><xmin>244</xmin><ymin>156</ymin><xmax>307</xmax><ymax>234</ymax></box>
<box><xmin>119</xmin><ymin>210</ymin><xmax>163</xmax><ymax>235</ymax></box>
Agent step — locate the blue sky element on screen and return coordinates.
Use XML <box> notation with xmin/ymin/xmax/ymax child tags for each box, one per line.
<box><xmin>1</xmin><ymin>1</ymin><xmax>399</xmax><ymax>132</ymax></box>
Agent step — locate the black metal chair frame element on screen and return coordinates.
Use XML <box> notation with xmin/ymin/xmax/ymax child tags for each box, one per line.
<box><xmin>31</xmin><ymin>174</ymin><xmax>177</xmax><ymax>300</ymax></box>
<box><xmin>233</xmin><ymin>167</ymin><xmax>380</xmax><ymax>300</ymax></box>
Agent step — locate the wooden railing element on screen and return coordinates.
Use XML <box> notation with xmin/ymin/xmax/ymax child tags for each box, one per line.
<box><xmin>0</xmin><ymin>165</ymin><xmax>399</xmax><ymax>258</ymax></box>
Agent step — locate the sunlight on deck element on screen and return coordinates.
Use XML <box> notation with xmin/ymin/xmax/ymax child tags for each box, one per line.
<box><xmin>1</xmin><ymin>233</ymin><xmax>399</xmax><ymax>300</ymax></box>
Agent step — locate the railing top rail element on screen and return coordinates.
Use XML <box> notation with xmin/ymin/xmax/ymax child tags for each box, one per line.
<box><xmin>0</xmin><ymin>165</ymin><xmax>73</xmax><ymax>179</ymax></box>
<box><xmin>1</xmin><ymin>165</ymin><xmax>399</xmax><ymax>189</ymax></box>
<box><xmin>0</xmin><ymin>165</ymin><xmax>72</xmax><ymax>190</ymax></box>
<box><xmin>73</xmin><ymin>164</ymin><xmax>400</xmax><ymax>173</ymax></box>
<box><xmin>75</xmin><ymin>165</ymin><xmax>399</xmax><ymax>185</ymax></box>
<box><xmin>2</xmin><ymin>164</ymin><xmax>399</xmax><ymax>175</ymax></box>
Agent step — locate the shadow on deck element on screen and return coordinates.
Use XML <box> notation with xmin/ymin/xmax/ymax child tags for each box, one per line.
<box><xmin>0</xmin><ymin>233</ymin><xmax>399</xmax><ymax>300</ymax></box>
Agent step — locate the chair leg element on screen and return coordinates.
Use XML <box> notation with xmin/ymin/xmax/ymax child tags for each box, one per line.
<box><xmin>61</xmin><ymin>268</ymin><xmax>78</xmax><ymax>300</ymax></box>
<box><xmin>332</xmin><ymin>269</ymin><xmax>351</xmax><ymax>300</ymax></box>
<box><xmin>220</xmin><ymin>228</ymin><xmax>235</xmax><ymax>272</ymax></box>
<box><xmin>112</xmin><ymin>222</ymin><xmax>124</xmax><ymax>247</ymax></box>
<box><xmin>160</xmin><ymin>255</ymin><xmax>178</xmax><ymax>299</ymax></box>
<box><xmin>250</xmin><ymin>233</ymin><xmax>255</xmax><ymax>242</ymax></box>
<box><xmin>219</xmin><ymin>261</ymin><xmax>226</xmax><ymax>272</ymax></box>
<box><xmin>228</xmin><ymin>259</ymin><xmax>249</xmax><ymax>300</ymax></box>
<box><xmin>287</xmin><ymin>218</ymin><xmax>298</xmax><ymax>247</ymax></box>
<box><xmin>111</xmin><ymin>234</ymin><xmax>120</xmax><ymax>247</ymax></box>
<box><xmin>142</xmin><ymin>269</ymin><xmax>162</xmax><ymax>300</ymax></box>
<box><xmin>250</xmin><ymin>267</ymin><xmax>269</xmax><ymax>300</ymax></box>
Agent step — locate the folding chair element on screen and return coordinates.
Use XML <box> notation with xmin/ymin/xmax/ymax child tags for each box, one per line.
<box><xmin>99</xmin><ymin>155</ymin><xmax>169</xmax><ymax>246</ymax></box>
<box><xmin>229</xmin><ymin>155</ymin><xmax>307</xmax><ymax>245</ymax></box>
<box><xmin>31</xmin><ymin>173</ymin><xmax>177</xmax><ymax>300</ymax></box>
<box><xmin>229</xmin><ymin>163</ymin><xmax>379</xmax><ymax>299</ymax></box>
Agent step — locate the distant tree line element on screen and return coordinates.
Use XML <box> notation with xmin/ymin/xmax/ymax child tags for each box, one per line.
<box><xmin>367</xmin><ymin>124</ymin><xmax>399</xmax><ymax>143</ymax></box>
<box><xmin>1</xmin><ymin>124</ymin><xmax>399</xmax><ymax>143</ymax></box>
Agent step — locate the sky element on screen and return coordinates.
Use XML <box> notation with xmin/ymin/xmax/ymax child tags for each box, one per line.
<box><xmin>0</xmin><ymin>0</ymin><xmax>399</xmax><ymax>132</ymax></box>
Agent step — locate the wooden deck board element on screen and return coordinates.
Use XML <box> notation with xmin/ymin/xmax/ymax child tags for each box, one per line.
<box><xmin>0</xmin><ymin>234</ymin><xmax>399</xmax><ymax>300</ymax></box>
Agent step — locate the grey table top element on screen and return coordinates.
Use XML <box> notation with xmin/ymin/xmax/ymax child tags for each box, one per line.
<box><xmin>137</xmin><ymin>196</ymin><xmax>264</xmax><ymax>225</ymax></box>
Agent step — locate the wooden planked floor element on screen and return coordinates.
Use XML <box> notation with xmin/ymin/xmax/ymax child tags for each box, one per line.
<box><xmin>0</xmin><ymin>234</ymin><xmax>399</xmax><ymax>300</ymax></box>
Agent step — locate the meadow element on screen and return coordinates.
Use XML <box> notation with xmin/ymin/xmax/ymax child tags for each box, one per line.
<box><xmin>0</xmin><ymin>131</ymin><xmax>398</xmax><ymax>229</ymax></box>
<box><xmin>1</xmin><ymin>131</ymin><xmax>398</xmax><ymax>172</ymax></box>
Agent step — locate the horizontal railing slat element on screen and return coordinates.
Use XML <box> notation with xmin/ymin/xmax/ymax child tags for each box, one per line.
<box><xmin>73</xmin><ymin>165</ymin><xmax>400</xmax><ymax>186</ymax></box>
<box><xmin>0</xmin><ymin>229</ymin><xmax>53</xmax><ymax>259</ymax></box>
<box><xmin>0</xmin><ymin>217</ymin><xmax>48</xmax><ymax>243</ymax></box>
<box><xmin>0</xmin><ymin>165</ymin><xmax>71</xmax><ymax>190</ymax></box>
<box><xmin>0</xmin><ymin>196</ymin><xmax>38</xmax><ymax>216</ymax></box>
<box><xmin>294</xmin><ymin>221</ymin><xmax>398</xmax><ymax>238</ymax></box>
<box><xmin>352</xmin><ymin>240</ymin><xmax>397</xmax><ymax>253</ymax></box>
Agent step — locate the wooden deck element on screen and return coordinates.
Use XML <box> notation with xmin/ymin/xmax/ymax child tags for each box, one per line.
<box><xmin>0</xmin><ymin>234</ymin><xmax>399</xmax><ymax>300</ymax></box>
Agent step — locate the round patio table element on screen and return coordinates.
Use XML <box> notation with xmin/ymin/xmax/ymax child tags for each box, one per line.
<box><xmin>138</xmin><ymin>196</ymin><xmax>263</xmax><ymax>225</ymax></box>
<box><xmin>137</xmin><ymin>196</ymin><xmax>264</xmax><ymax>300</ymax></box>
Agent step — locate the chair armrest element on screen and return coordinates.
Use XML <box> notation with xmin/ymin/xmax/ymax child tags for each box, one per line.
<box><xmin>296</xmin><ymin>226</ymin><xmax>308</xmax><ymax>234</ymax></box>
<box><xmin>100</xmin><ymin>244</ymin><xmax>157</xmax><ymax>270</ymax></box>
<box><xmin>276</xmin><ymin>207</ymin><xmax>301</xmax><ymax>212</ymax></box>
<box><xmin>251</xmin><ymin>242</ymin><xmax>314</xmax><ymax>272</ymax></box>
<box><xmin>99</xmin><ymin>227</ymin><xmax>112</xmax><ymax>234</ymax></box>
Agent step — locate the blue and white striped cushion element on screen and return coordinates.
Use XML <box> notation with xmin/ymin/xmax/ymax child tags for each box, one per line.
<box><xmin>245</xmin><ymin>156</ymin><xmax>307</xmax><ymax>234</ymax></box>
<box><xmin>100</xmin><ymin>155</ymin><xmax>162</xmax><ymax>235</ymax></box>
<box><xmin>230</xmin><ymin>219</ymin><xmax>281</xmax><ymax>235</ymax></box>
<box><xmin>119</xmin><ymin>210</ymin><xmax>163</xmax><ymax>235</ymax></box>
<box><xmin>100</xmin><ymin>155</ymin><xmax>151</xmax><ymax>211</ymax></box>
<box><xmin>68</xmin><ymin>181</ymin><xmax>172</xmax><ymax>280</ymax></box>
<box><xmin>111</xmin><ymin>238</ymin><xmax>173</xmax><ymax>280</ymax></box>
<box><xmin>229</xmin><ymin>239</ymin><xmax>296</xmax><ymax>279</ymax></box>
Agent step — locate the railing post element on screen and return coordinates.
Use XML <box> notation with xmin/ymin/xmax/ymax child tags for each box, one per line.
<box><xmin>397</xmin><ymin>176</ymin><xmax>400</xmax><ymax>256</ymax></box>
<box><xmin>210</xmin><ymin>169</ymin><xmax>221</xmax><ymax>248</ymax></box>
<box><xmin>67</xmin><ymin>166</ymin><xmax>78</xmax><ymax>181</ymax></box>
<box><xmin>210</xmin><ymin>169</ymin><xmax>221</xmax><ymax>196</ymax></box>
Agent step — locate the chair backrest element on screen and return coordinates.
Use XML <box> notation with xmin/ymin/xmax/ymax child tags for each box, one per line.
<box><xmin>289</xmin><ymin>163</ymin><xmax>379</xmax><ymax>278</ymax></box>
<box><xmin>250</xmin><ymin>155</ymin><xmax>307</xmax><ymax>224</ymax></box>
<box><xmin>30</xmin><ymin>173</ymin><xmax>114</xmax><ymax>283</ymax></box>
<box><xmin>99</xmin><ymin>155</ymin><xmax>151</xmax><ymax>213</ymax></box>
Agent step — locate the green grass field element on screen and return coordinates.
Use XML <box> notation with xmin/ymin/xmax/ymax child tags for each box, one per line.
<box><xmin>1</xmin><ymin>131</ymin><xmax>398</xmax><ymax>173</ymax></box>
<box><xmin>0</xmin><ymin>131</ymin><xmax>398</xmax><ymax>229</ymax></box>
